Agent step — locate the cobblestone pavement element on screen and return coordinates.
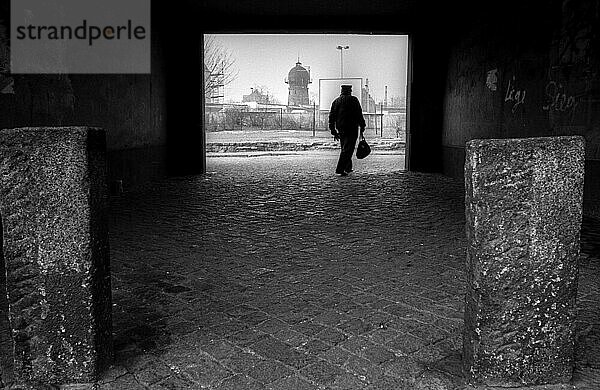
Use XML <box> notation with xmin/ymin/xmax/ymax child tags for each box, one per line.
<box><xmin>98</xmin><ymin>151</ymin><xmax>600</xmax><ymax>390</ymax></box>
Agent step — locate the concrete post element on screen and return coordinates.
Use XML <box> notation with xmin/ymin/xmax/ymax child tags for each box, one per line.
<box><xmin>0</xmin><ymin>127</ymin><xmax>113</xmax><ymax>386</ymax></box>
<box><xmin>464</xmin><ymin>136</ymin><xmax>585</xmax><ymax>387</ymax></box>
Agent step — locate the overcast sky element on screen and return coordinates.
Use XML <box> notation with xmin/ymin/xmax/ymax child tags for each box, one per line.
<box><xmin>207</xmin><ymin>34</ymin><xmax>408</xmax><ymax>105</ymax></box>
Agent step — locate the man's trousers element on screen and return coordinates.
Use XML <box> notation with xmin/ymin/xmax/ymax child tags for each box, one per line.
<box><xmin>336</xmin><ymin>132</ymin><xmax>358</xmax><ymax>174</ymax></box>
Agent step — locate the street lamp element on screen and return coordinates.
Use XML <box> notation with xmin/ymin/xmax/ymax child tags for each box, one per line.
<box><xmin>336</xmin><ymin>45</ymin><xmax>349</xmax><ymax>78</ymax></box>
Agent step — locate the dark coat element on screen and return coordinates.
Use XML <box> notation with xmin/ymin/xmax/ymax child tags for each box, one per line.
<box><xmin>328</xmin><ymin>93</ymin><xmax>366</xmax><ymax>135</ymax></box>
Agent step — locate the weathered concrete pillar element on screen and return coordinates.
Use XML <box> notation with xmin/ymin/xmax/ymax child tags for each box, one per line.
<box><xmin>464</xmin><ymin>136</ymin><xmax>585</xmax><ymax>387</ymax></box>
<box><xmin>0</xmin><ymin>127</ymin><xmax>113</xmax><ymax>386</ymax></box>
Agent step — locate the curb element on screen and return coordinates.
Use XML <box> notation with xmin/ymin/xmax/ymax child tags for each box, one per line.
<box><xmin>207</xmin><ymin>141</ymin><xmax>405</xmax><ymax>153</ymax></box>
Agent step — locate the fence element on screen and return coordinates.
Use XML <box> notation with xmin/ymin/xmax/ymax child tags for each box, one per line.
<box><xmin>205</xmin><ymin>105</ymin><xmax>406</xmax><ymax>138</ymax></box>
<box><xmin>366</xmin><ymin>112</ymin><xmax>406</xmax><ymax>138</ymax></box>
<box><xmin>315</xmin><ymin>111</ymin><xmax>406</xmax><ymax>138</ymax></box>
<box><xmin>205</xmin><ymin>107</ymin><xmax>317</xmax><ymax>132</ymax></box>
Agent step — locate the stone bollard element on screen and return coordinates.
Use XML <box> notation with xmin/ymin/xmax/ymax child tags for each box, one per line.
<box><xmin>0</xmin><ymin>127</ymin><xmax>113</xmax><ymax>386</ymax></box>
<box><xmin>463</xmin><ymin>136</ymin><xmax>585</xmax><ymax>387</ymax></box>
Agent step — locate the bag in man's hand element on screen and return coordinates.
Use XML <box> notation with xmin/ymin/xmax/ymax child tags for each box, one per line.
<box><xmin>356</xmin><ymin>135</ymin><xmax>371</xmax><ymax>159</ymax></box>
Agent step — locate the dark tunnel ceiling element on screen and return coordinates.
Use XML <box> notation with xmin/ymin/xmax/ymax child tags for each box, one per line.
<box><xmin>157</xmin><ymin>0</ymin><xmax>543</xmax><ymax>35</ymax></box>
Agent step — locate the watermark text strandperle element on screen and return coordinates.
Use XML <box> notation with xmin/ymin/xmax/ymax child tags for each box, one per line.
<box><xmin>15</xmin><ymin>19</ymin><xmax>146</xmax><ymax>46</ymax></box>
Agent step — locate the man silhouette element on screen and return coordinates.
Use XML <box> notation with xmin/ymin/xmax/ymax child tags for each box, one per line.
<box><xmin>328</xmin><ymin>85</ymin><xmax>366</xmax><ymax>176</ymax></box>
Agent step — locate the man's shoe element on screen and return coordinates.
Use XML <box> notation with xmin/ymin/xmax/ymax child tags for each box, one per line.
<box><xmin>345</xmin><ymin>169</ymin><xmax>353</xmax><ymax>173</ymax></box>
<box><xmin>337</xmin><ymin>171</ymin><xmax>348</xmax><ymax>176</ymax></box>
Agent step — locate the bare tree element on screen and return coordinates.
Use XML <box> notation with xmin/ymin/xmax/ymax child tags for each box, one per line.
<box><xmin>255</xmin><ymin>85</ymin><xmax>284</xmax><ymax>105</ymax></box>
<box><xmin>204</xmin><ymin>35</ymin><xmax>238</xmax><ymax>101</ymax></box>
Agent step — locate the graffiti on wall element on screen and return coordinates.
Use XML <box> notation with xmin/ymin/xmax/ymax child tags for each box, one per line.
<box><xmin>556</xmin><ymin>0</ymin><xmax>599</xmax><ymax>72</ymax></box>
<box><xmin>542</xmin><ymin>81</ymin><xmax>578</xmax><ymax>112</ymax></box>
<box><xmin>0</xmin><ymin>77</ymin><xmax>13</xmax><ymax>94</ymax></box>
<box><xmin>486</xmin><ymin>69</ymin><xmax>498</xmax><ymax>91</ymax></box>
<box><xmin>504</xmin><ymin>76</ymin><xmax>527</xmax><ymax>113</ymax></box>
<box><xmin>487</xmin><ymin>70</ymin><xmax>581</xmax><ymax>118</ymax></box>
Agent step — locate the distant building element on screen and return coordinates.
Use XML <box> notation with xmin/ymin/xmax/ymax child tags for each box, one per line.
<box><xmin>243</xmin><ymin>101</ymin><xmax>288</xmax><ymax>111</ymax></box>
<box><xmin>242</xmin><ymin>88</ymin><xmax>270</xmax><ymax>104</ymax></box>
<box><xmin>285</xmin><ymin>60</ymin><xmax>311</xmax><ymax>106</ymax></box>
<box><xmin>361</xmin><ymin>79</ymin><xmax>377</xmax><ymax>113</ymax></box>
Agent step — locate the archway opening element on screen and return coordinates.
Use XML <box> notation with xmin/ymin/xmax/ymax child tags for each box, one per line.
<box><xmin>203</xmin><ymin>33</ymin><xmax>409</xmax><ymax>174</ymax></box>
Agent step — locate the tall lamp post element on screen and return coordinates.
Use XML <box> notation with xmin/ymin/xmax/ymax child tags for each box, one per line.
<box><xmin>336</xmin><ymin>45</ymin><xmax>349</xmax><ymax>78</ymax></box>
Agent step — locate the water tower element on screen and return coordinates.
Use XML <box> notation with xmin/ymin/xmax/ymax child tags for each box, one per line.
<box><xmin>285</xmin><ymin>59</ymin><xmax>311</xmax><ymax>106</ymax></box>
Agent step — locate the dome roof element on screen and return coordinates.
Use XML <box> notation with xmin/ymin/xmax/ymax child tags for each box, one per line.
<box><xmin>287</xmin><ymin>61</ymin><xmax>310</xmax><ymax>85</ymax></box>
